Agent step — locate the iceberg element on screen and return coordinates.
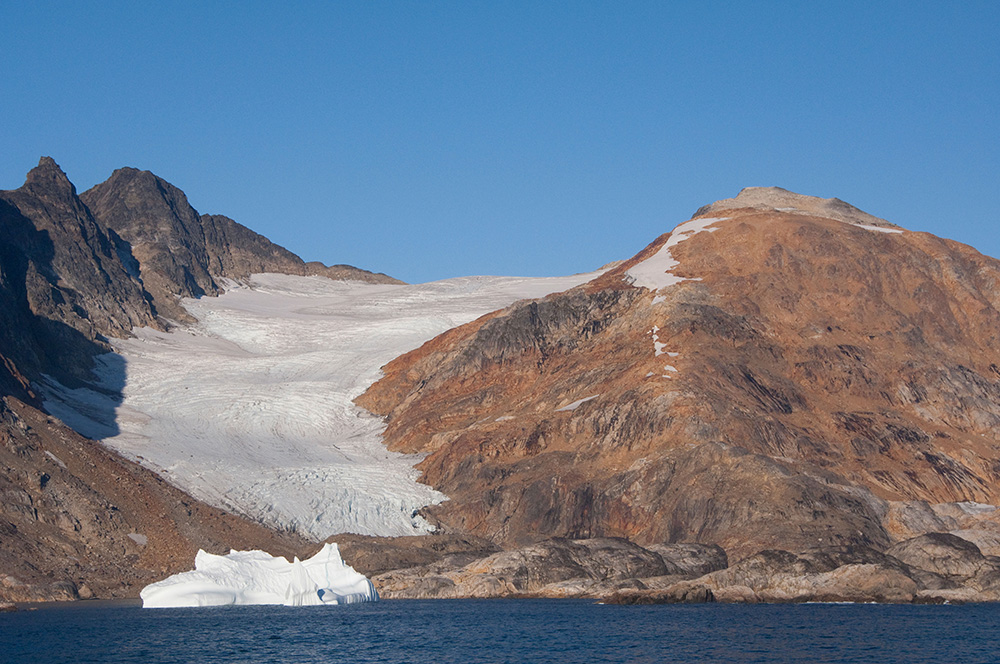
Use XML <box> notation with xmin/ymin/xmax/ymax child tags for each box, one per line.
<box><xmin>140</xmin><ymin>542</ymin><xmax>378</xmax><ymax>608</ymax></box>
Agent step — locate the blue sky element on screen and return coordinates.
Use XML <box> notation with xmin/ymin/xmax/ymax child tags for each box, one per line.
<box><xmin>2</xmin><ymin>2</ymin><xmax>997</xmax><ymax>283</ymax></box>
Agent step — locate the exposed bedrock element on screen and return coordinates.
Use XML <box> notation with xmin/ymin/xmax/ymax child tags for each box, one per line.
<box><xmin>359</xmin><ymin>531</ymin><xmax>1000</xmax><ymax>604</ymax></box>
<box><xmin>81</xmin><ymin>167</ymin><xmax>399</xmax><ymax>322</ymax></box>
<box><xmin>368</xmin><ymin>537</ymin><xmax>727</xmax><ymax>600</ymax></box>
<box><xmin>0</xmin><ymin>158</ymin><xmax>159</xmax><ymax>387</ymax></box>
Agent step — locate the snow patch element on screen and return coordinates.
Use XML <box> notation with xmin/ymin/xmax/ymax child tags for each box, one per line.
<box><xmin>626</xmin><ymin>217</ymin><xmax>728</xmax><ymax>291</ymax></box>
<box><xmin>663</xmin><ymin>365</ymin><xmax>678</xmax><ymax>373</ymax></box>
<box><xmin>495</xmin><ymin>415</ymin><xmax>515</xmax><ymax>422</ymax></box>
<box><xmin>128</xmin><ymin>533</ymin><xmax>148</xmax><ymax>546</ymax></box>
<box><xmin>857</xmin><ymin>224</ymin><xmax>904</xmax><ymax>234</ymax></box>
<box><xmin>140</xmin><ymin>542</ymin><xmax>377</xmax><ymax>608</ymax></box>
<box><xmin>650</xmin><ymin>326</ymin><xmax>679</xmax><ymax>359</ymax></box>
<box><xmin>955</xmin><ymin>502</ymin><xmax>998</xmax><ymax>515</ymax></box>
<box><xmin>557</xmin><ymin>395</ymin><xmax>600</xmax><ymax>412</ymax></box>
<box><xmin>44</xmin><ymin>451</ymin><xmax>67</xmax><ymax>469</ymax></box>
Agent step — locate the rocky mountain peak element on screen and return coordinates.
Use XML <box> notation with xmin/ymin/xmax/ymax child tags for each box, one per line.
<box><xmin>695</xmin><ymin>186</ymin><xmax>897</xmax><ymax>229</ymax></box>
<box><xmin>84</xmin><ymin>166</ymin><xmax>201</xmax><ymax>239</ymax></box>
<box><xmin>22</xmin><ymin>156</ymin><xmax>76</xmax><ymax>197</ymax></box>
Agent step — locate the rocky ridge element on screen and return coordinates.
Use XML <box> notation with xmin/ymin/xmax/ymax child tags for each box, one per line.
<box><xmin>0</xmin><ymin>158</ymin><xmax>159</xmax><ymax>388</ymax></box>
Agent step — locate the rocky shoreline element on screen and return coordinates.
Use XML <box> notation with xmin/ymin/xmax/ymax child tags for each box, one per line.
<box><xmin>338</xmin><ymin>531</ymin><xmax>1000</xmax><ymax>605</ymax></box>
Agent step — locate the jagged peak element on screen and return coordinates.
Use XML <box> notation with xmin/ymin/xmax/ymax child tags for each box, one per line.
<box><xmin>84</xmin><ymin>166</ymin><xmax>195</xmax><ymax>217</ymax></box>
<box><xmin>694</xmin><ymin>186</ymin><xmax>898</xmax><ymax>229</ymax></box>
<box><xmin>23</xmin><ymin>156</ymin><xmax>76</xmax><ymax>196</ymax></box>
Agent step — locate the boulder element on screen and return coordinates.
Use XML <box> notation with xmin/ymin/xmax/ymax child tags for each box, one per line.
<box><xmin>886</xmin><ymin>533</ymin><xmax>992</xmax><ymax>579</ymax></box>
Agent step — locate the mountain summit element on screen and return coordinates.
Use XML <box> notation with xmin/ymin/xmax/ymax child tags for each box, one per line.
<box><xmin>694</xmin><ymin>186</ymin><xmax>899</xmax><ymax>229</ymax></box>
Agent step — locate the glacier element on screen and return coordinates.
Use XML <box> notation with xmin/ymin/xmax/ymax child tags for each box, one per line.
<box><xmin>41</xmin><ymin>272</ymin><xmax>600</xmax><ymax>540</ymax></box>
<box><xmin>140</xmin><ymin>543</ymin><xmax>377</xmax><ymax>608</ymax></box>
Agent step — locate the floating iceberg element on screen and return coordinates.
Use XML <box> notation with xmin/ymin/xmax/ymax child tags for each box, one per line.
<box><xmin>140</xmin><ymin>543</ymin><xmax>378</xmax><ymax>608</ymax></box>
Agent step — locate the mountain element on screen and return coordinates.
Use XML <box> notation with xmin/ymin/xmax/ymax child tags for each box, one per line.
<box><xmin>0</xmin><ymin>158</ymin><xmax>399</xmax><ymax>601</ymax></box>
<box><xmin>81</xmin><ymin>168</ymin><xmax>400</xmax><ymax>322</ymax></box>
<box><xmin>357</xmin><ymin>187</ymin><xmax>1000</xmax><ymax>559</ymax></box>
<box><xmin>7</xmin><ymin>157</ymin><xmax>1000</xmax><ymax>603</ymax></box>
<box><xmin>0</xmin><ymin>158</ymin><xmax>159</xmax><ymax>392</ymax></box>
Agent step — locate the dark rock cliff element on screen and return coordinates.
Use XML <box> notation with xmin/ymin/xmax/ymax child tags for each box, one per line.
<box><xmin>0</xmin><ymin>158</ymin><xmax>158</xmax><ymax>386</ymax></box>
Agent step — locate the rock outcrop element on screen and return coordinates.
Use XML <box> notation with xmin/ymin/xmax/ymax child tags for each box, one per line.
<box><xmin>359</xmin><ymin>188</ymin><xmax>1000</xmax><ymax>559</ymax></box>
<box><xmin>354</xmin><ymin>531</ymin><xmax>1000</xmax><ymax>604</ymax></box>
<box><xmin>611</xmin><ymin>532</ymin><xmax>1000</xmax><ymax>604</ymax></box>
<box><xmin>368</xmin><ymin>537</ymin><xmax>725</xmax><ymax>599</ymax></box>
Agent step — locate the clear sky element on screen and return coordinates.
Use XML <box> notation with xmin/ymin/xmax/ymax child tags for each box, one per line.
<box><xmin>2</xmin><ymin>2</ymin><xmax>997</xmax><ymax>283</ymax></box>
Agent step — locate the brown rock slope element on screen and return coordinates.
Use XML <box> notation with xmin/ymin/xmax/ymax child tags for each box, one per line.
<box><xmin>358</xmin><ymin>188</ymin><xmax>1000</xmax><ymax>559</ymax></box>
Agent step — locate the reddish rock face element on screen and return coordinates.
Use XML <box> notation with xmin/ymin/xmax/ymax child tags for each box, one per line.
<box><xmin>358</xmin><ymin>189</ymin><xmax>1000</xmax><ymax>558</ymax></box>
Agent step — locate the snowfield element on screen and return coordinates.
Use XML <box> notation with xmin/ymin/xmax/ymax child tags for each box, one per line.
<box><xmin>42</xmin><ymin>272</ymin><xmax>599</xmax><ymax>540</ymax></box>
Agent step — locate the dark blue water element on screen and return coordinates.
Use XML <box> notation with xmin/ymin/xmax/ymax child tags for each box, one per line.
<box><xmin>2</xmin><ymin>599</ymin><xmax>999</xmax><ymax>664</ymax></box>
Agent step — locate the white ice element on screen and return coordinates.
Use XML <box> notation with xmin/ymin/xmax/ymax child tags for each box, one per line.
<box><xmin>857</xmin><ymin>224</ymin><xmax>904</xmax><ymax>234</ymax></box>
<box><xmin>140</xmin><ymin>542</ymin><xmax>377</xmax><ymax>608</ymax></box>
<box><xmin>650</xmin><ymin>325</ymin><xmax>679</xmax><ymax>360</ymax></box>
<box><xmin>954</xmin><ymin>502</ymin><xmax>999</xmax><ymax>515</ymax></box>
<box><xmin>625</xmin><ymin>217</ymin><xmax>728</xmax><ymax>291</ymax></box>
<box><xmin>556</xmin><ymin>395</ymin><xmax>599</xmax><ymax>412</ymax></box>
<box><xmin>41</xmin><ymin>271</ymin><xmax>600</xmax><ymax>541</ymax></box>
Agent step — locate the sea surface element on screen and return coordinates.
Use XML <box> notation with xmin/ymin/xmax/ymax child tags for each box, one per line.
<box><xmin>2</xmin><ymin>598</ymin><xmax>999</xmax><ymax>664</ymax></box>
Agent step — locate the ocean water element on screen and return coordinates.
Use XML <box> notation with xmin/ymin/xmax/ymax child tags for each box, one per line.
<box><xmin>2</xmin><ymin>599</ymin><xmax>999</xmax><ymax>664</ymax></box>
